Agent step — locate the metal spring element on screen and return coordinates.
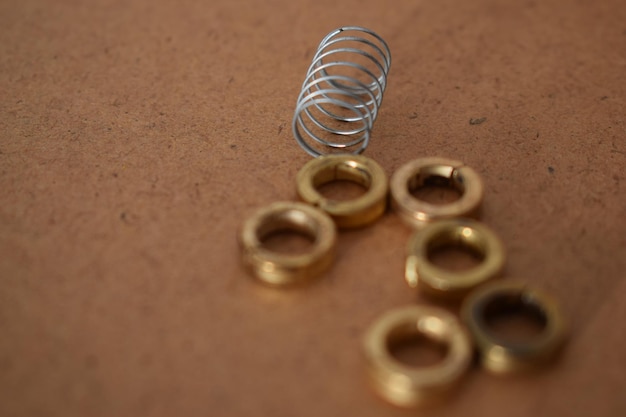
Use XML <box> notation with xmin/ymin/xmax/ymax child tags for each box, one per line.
<box><xmin>292</xmin><ymin>26</ymin><xmax>391</xmax><ymax>157</ymax></box>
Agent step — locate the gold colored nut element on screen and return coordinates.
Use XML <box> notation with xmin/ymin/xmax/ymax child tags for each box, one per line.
<box><xmin>296</xmin><ymin>154</ymin><xmax>388</xmax><ymax>228</ymax></box>
<box><xmin>405</xmin><ymin>218</ymin><xmax>505</xmax><ymax>299</ymax></box>
<box><xmin>238</xmin><ymin>201</ymin><xmax>336</xmax><ymax>286</ymax></box>
<box><xmin>461</xmin><ymin>280</ymin><xmax>567</xmax><ymax>374</ymax></box>
<box><xmin>363</xmin><ymin>305</ymin><xmax>473</xmax><ymax>408</ymax></box>
<box><xmin>390</xmin><ymin>157</ymin><xmax>484</xmax><ymax>229</ymax></box>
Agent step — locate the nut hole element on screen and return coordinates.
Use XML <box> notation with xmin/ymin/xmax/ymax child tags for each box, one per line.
<box><xmin>312</xmin><ymin>162</ymin><xmax>372</xmax><ymax>201</ymax></box>
<box><xmin>484</xmin><ymin>295</ymin><xmax>548</xmax><ymax>343</ymax></box>
<box><xmin>316</xmin><ymin>179</ymin><xmax>368</xmax><ymax>200</ymax></box>
<box><xmin>388</xmin><ymin>334</ymin><xmax>449</xmax><ymax>368</ymax></box>
<box><xmin>257</xmin><ymin>209</ymin><xmax>318</xmax><ymax>255</ymax></box>
<box><xmin>427</xmin><ymin>243</ymin><xmax>485</xmax><ymax>272</ymax></box>
<box><xmin>409</xmin><ymin>174</ymin><xmax>462</xmax><ymax>205</ymax></box>
<box><xmin>260</xmin><ymin>229</ymin><xmax>315</xmax><ymax>255</ymax></box>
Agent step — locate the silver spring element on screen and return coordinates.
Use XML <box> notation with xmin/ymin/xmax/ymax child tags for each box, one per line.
<box><xmin>292</xmin><ymin>26</ymin><xmax>392</xmax><ymax>157</ymax></box>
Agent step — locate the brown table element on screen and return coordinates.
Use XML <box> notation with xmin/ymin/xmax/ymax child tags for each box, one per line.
<box><xmin>1</xmin><ymin>0</ymin><xmax>625</xmax><ymax>416</ymax></box>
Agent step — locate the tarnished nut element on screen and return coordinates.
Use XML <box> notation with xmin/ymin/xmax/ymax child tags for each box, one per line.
<box><xmin>405</xmin><ymin>218</ymin><xmax>505</xmax><ymax>299</ymax></box>
<box><xmin>461</xmin><ymin>280</ymin><xmax>567</xmax><ymax>374</ymax></box>
<box><xmin>238</xmin><ymin>201</ymin><xmax>336</xmax><ymax>286</ymax></box>
<box><xmin>296</xmin><ymin>154</ymin><xmax>388</xmax><ymax>228</ymax></box>
<box><xmin>363</xmin><ymin>305</ymin><xmax>473</xmax><ymax>408</ymax></box>
<box><xmin>390</xmin><ymin>157</ymin><xmax>484</xmax><ymax>229</ymax></box>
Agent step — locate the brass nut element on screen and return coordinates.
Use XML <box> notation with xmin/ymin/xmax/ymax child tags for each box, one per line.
<box><xmin>296</xmin><ymin>154</ymin><xmax>388</xmax><ymax>228</ymax></box>
<box><xmin>238</xmin><ymin>201</ymin><xmax>336</xmax><ymax>286</ymax></box>
<box><xmin>390</xmin><ymin>157</ymin><xmax>484</xmax><ymax>229</ymax></box>
<box><xmin>461</xmin><ymin>280</ymin><xmax>567</xmax><ymax>374</ymax></box>
<box><xmin>363</xmin><ymin>305</ymin><xmax>473</xmax><ymax>408</ymax></box>
<box><xmin>405</xmin><ymin>218</ymin><xmax>505</xmax><ymax>299</ymax></box>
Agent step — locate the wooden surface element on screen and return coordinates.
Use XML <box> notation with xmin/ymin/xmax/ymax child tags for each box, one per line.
<box><xmin>1</xmin><ymin>0</ymin><xmax>625</xmax><ymax>416</ymax></box>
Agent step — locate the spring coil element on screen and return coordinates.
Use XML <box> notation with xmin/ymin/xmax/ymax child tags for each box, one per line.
<box><xmin>292</xmin><ymin>26</ymin><xmax>391</xmax><ymax>157</ymax></box>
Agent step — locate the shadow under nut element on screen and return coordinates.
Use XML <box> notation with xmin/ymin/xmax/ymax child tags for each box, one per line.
<box><xmin>390</xmin><ymin>157</ymin><xmax>484</xmax><ymax>229</ymax></box>
<box><xmin>239</xmin><ymin>201</ymin><xmax>337</xmax><ymax>286</ymax></box>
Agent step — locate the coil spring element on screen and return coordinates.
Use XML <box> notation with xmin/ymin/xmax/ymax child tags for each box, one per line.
<box><xmin>292</xmin><ymin>26</ymin><xmax>392</xmax><ymax>157</ymax></box>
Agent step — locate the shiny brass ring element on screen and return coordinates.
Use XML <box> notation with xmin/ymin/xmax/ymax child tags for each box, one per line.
<box><xmin>363</xmin><ymin>305</ymin><xmax>472</xmax><ymax>408</ymax></box>
<box><xmin>238</xmin><ymin>201</ymin><xmax>336</xmax><ymax>286</ymax></box>
<box><xmin>405</xmin><ymin>218</ymin><xmax>505</xmax><ymax>299</ymax></box>
<box><xmin>390</xmin><ymin>157</ymin><xmax>484</xmax><ymax>229</ymax></box>
<box><xmin>296</xmin><ymin>154</ymin><xmax>388</xmax><ymax>228</ymax></box>
<box><xmin>461</xmin><ymin>281</ymin><xmax>566</xmax><ymax>374</ymax></box>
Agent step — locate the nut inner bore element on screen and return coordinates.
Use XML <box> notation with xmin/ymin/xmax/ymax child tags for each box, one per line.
<box><xmin>425</xmin><ymin>225</ymin><xmax>487</xmax><ymax>270</ymax></box>
<box><xmin>483</xmin><ymin>293</ymin><xmax>549</xmax><ymax>342</ymax></box>
<box><xmin>386</xmin><ymin>321</ymin><xmax>450</xmax><ymax>368</ymax></box>
<box><xmin>407</xmin><ymin>166</ymin><xmax>466</xmax><ymax>204</ymax></box>
<box><xmin>257</xmin><ymin>209</ymin><xmax>319</xmax><ymax>245</ymax></box>
<box><xmin>312</xmin><ymin>161</ymin><xmax>373</xmax><ymax>189</ymax></box>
